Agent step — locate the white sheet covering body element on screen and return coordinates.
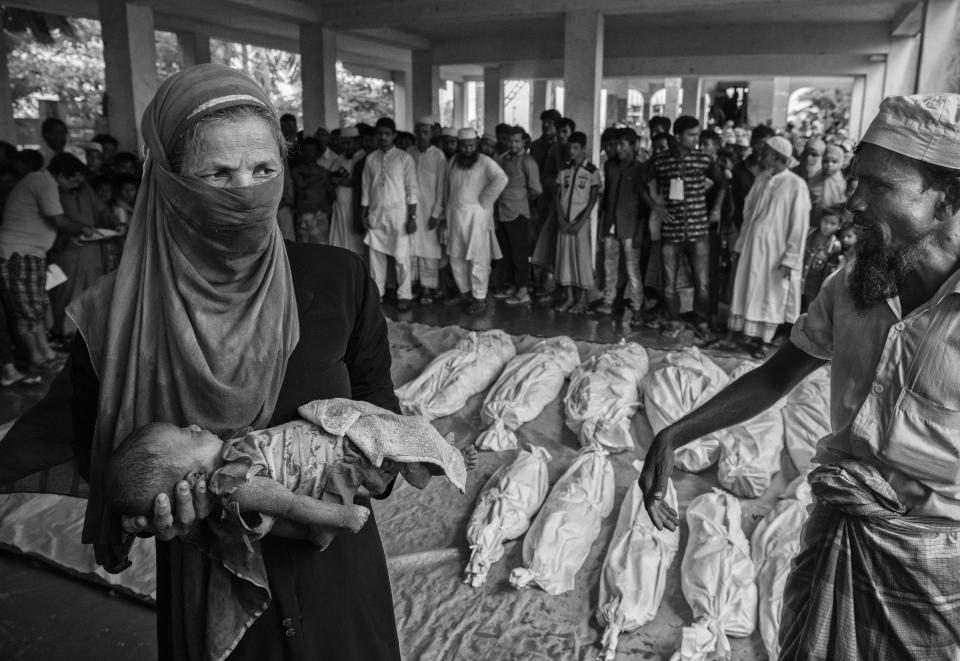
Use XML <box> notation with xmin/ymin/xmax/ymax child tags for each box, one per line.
<box><xmin>750</xmin><ymin>498</ymin><xmax>810</xmax><ymax>660</ymax></box>
<box><xmin>716</xmin><ymin>361</ymin><xmax>786</xmax><ymax>498</ymax></box>
<box><xmin>641</xmin><ymin>349</ymin><xmax>730</xmax><ymax>472</ymax></box>
<box><xmin>781</xmin><ymin>367</ymin><xmax>831</xmax><ymax>474</ymax></box>
<box><xmin>670</xmin><ymin>489</ymin><xmax>757</xmax><ymax>661</ymax></box>
<box><xmin>395</xmin><ymin>329</ymin><xmax>516</xmax><ymax>420</ymax></box>
<box><xmin>463</xmin><ymin>445</ymin><xmax>552</xmax><ymax>587</ymax></box>
<box><xmin>596</xmin><ymin>460</ymin><xmax>680</xmax><ymax>660</ymax></box>
<box><xmin>564</xmin><ymin>341</ymin><xmax>649</xmax><ymax>452</ymax></box>
<box><xmin>509</xmin><ymin>445</ymin><xmax>615</xmax><ymax>594</ymax></box>
<box><xmin>476</xmin><ymin>337</ymin><xmax>580</xmax><ymax>451</ymax></box>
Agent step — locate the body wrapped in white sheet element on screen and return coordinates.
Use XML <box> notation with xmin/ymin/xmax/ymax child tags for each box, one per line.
<box><xmin>395</xmin><ymin>329</ymin><xmax>516</xmax><ymax>420</ymax></box>
<box><xmin>670</xmin><ymin>489</ymin><xmax>757</xmax><ymax>661</ymax></box>
<box><xmin>509</xmin><ymin>445</ymin><xmax>615</xmax><ymax>595</ymax></box>
<box><xmin>716</xmin><ymin>360</ymin><xmax>786</xmax><ymax>498</ymax></box>
<box><xmin>596</xmin><ymin>460</ymin><xmax>680</xmax><ymax>660</ymax></box>
<box><xmin>476</xmin><ymin>337</ymin><xmax>580</xmax><ymax>451</ymax></box>
<box><xmin>564</xmin><ymin>341</ymin><xmax>649</xmax><ymax>452</ymax></box>
<box><xmin>750</xmin><ymin>498</ymin><xmax>810</xmax><ymax>661</ymax></box>
<box><xmin>641</xmin><ymin>348</ymin><xmax>730</xmax><ymax>472</ymax></box>
<box><xmin>463</xmin><ymin>445</ymin><xmax>552</xmax><ymax>587</ymax></box>
<box><xmin>781</xmin><ymin>367</ymin><xmax>830</xmax><ymax>474</ymax></box>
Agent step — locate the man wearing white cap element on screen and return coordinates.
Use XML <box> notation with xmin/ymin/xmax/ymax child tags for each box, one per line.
<box><xmin>727</xmin><ymin>135</ymin><xmax>811</xmax><ymax>357</ymax></box>
<box><xmin>361</xmin><ymin>117</ymin><xmax>419</xmax><ymax>308</ymax></box>
<box><xmin>408</xmin><ymin>116</ymin><xmax>448</xmax><ymax>304</ymax></box>
<box><xmin>442</xmin><ymin>127</ymin><xmax>509</xmax><ymax>314</ymax></box>
<box><xmin>440</xmin><ymin>127</ymin><xmax>459</xmax><ymax>161</ymax></box>
<box><xmin>638</xmin><ymin>94</ymin><xmax>960</xmax><ymax>661</ymax></box>
<box><xmin>329</xmin><ymin>126</ymin><xmax>366</xmax><ymax>257</ymax></box>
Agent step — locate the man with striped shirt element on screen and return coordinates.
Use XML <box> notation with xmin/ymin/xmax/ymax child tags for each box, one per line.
<box><xmin>641</xmin><ymin>116</ymin><xmax>726</xmax><ymax>339</ymax></box>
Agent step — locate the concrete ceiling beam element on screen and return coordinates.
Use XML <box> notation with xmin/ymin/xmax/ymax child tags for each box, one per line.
<box><xmin>889</xmin><ymin>1</ymin><xmax>924</xmax><ymax>36</ymax></box>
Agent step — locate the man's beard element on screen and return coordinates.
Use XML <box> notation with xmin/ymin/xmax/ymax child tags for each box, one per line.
<box><xmin>456</xmin><ymin>151</ymin><xmax>480</xmax><ymax>169</ymax></box>
<box><xmin>848</xmin><ymin>222</ymin><xmax>928</xmax><ymax>312</ymax></box>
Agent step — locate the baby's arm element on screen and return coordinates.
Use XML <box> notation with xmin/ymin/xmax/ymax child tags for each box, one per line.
<box><xmin>231</xmin><ymin>475</ymin><xmax>369</xmax><ymax>533</ymax></box>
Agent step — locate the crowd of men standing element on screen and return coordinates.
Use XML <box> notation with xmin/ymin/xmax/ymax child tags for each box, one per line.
<box><xmin>281</xmin><ymin>107</ymin><xmax>858</xmax><ymax>359</ymax></box>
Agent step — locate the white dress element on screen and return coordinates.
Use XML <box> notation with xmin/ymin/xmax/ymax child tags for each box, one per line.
<box><xmin>407</xmin><ymin>145</ymin><xmax>447</xmax><ymax>261</ymax></box>
<box><xmin>361</xmin><ymin>147</ymin><xmax>419</xmax><ymax>258</ymax></box>
<box><xmin>445</xmin><ymin>154</ymin><xmax>508</xmax><ymax>263</ymax></box>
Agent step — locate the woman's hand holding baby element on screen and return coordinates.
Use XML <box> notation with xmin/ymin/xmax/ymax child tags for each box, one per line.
<box><xmin>121</xmin><ymin>478</ymin><xmax>212</xmax><ymax>541</ymax></box>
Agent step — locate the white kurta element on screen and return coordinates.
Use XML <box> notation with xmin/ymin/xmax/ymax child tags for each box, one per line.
<box><xmin>731</xmin><ymin>168</ymin><xmax>810</xmax><ymax>325</ymax></box>
<box><xmin>361</xmin><ymin>147</ymin><xmax>419</xmax><ymax>258</ymax></box>
<box><xmin>407</xmin><ymin>145</ymin><xmax>447</xmax><ymax>260</ymax></box>
<box><xmin>329</xmin><ymin>150</ymin><xmax>365</xmax><ymax>255</ymax></box>
<box><xmin>445</xmin><ymin>153</ymin><xmax>508</xmax><ymax>263</ymax></box>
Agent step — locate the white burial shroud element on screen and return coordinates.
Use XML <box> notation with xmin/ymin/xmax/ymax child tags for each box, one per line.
<box><xmin>641</xmin><ymin>348</ymin><xmax>730</xmax><ymax>472</ymax></box>
<box><xmin>669</xmin><ymin>489</ymin><xmax>757</xmax><ymax>661</ymax></box>
<box><xmin>475</xmin><ymin>336</ymin><xmax>580</xmax><ymax>451</ymax></box>
<box><xmin>781</xmin><ymin>367</ymin><xmax>831</xmax><ymax>474</ymax></box>
<box><xmin>716</xmin><ymin>360</ymin><xmax>787</xmax><ymax>498</ymax></box>
<box><xmin>596</xmin><ymin>460</ymin><xmax>680</xmax><ymax>661</ymax></box>
<box><xmin>395</xmin><ymin>329</ymin><xmax>516</xmax><ymax>421</ymax></box>
<box><xmin>463</xmin><ymin>445</ymin><xmax>552</xmax><ymax>588</ymax></box>
<box><xmin>564</xmin><ymin>340</ymin><xmax>650</xmax><ymax>452</ymax></box>
<box><xmin>509</xmin><ymin>445</ymin><xmax>615</xmax><ymax>595</ymax></box>
<box><xmin>751</xmin><ymin>496</ymin><xmax>811</xmax><ymax>661</ymax></box>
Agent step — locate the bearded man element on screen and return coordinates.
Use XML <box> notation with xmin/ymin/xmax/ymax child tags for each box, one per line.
<box><xmin>639</xmin><ymin>94</ymin><xmax>960</xmax><ymax>660</ymax></box>
<box><xmin>442</xmin><ymin>128</ymin><xmax>508</xmax><ymax>314</ymax></box>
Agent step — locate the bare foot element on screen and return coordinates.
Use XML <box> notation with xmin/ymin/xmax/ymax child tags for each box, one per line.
<box><xmin>461</xmin><ymin>445</ymin><xmax>478</xmax><ymax>471</ymax></box>
<box><xmin>342</xmin><ymin>504</ymin><xmax>370</xmax><ymax>532</ymax></box>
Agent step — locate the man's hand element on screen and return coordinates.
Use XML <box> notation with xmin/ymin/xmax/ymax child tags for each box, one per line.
<box><xmin>709</xmin><ymin>209</ymin><xmax>721</xmax><ymax>223</ymax></box>
<box><xmin>428</xmin><ymin>216</ymin><xmax>439</xmax><ymax>230</ymax></box>
<box><xmin>406</xmin><ymin>216</ymin><xmax>417</xmax><ymax>234</ymax></box>
<box><xmin>121</xmin><ymin>479</ymin><xmax>211</xmax><ymax>541</ymax></box>
<box><xmin>654</xmin><ymin>204</ymin><xmax>675</xmax><ymax>224</ymax></box>
<box><xmin>363</xmin><ymin>209</ymin><xmax>373</xmax><ymax>231</ymax></box>
<box><xmin>778</xmin><ymin>265</ymin><xmax>792</xmax><ymax>278</ymax></box>
<box><xmin>638</xmin><ymin>432</ymin><xmax>679</xmax><ymax>531</ymax></box>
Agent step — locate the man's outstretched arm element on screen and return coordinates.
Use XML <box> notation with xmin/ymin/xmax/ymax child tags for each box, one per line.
<box><xmin>639</xmin><ymin>341</ymin><xmax>828</xmax><ymax>530</ymax></box>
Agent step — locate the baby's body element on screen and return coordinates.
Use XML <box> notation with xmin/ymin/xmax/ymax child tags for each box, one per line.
<box><xmin>107</xmin><ymin>400</ymin><xmax>477</xmax><ymax>548</ymax></box>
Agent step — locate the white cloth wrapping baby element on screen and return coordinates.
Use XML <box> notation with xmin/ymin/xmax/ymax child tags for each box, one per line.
<box><xmin>596</xmin><ymin>460</ymin><xmax>680</xmax><ymax>661</ymax></box>
<box><xmin>475</xmin><ymin>337</ymin><xmax>580</xmax><ymax>451</ymax></box>
<box><xmin>669</xmin><ymin>489</ymin><xmax>757</xmax><ymax>661</ymax></box>
<box><xmin>463</xmin><ymin>445</ymin><xmax>552</xmax><ymax>587</ymax></box>
<box><xmin>750</xmin><ymin>498</ymin><xmax>810</xmax><ymax>660</ymax></box>
<box><xmin>781</xmin><ymin>367</ymin><xmax>831</xmax><ymax>474</ymax></box>
<box><xmin>716</xmin><ymin>360</ymin><xmax>787</xmax><ymax>498</ymax></box>
<box><xmin>641</xmin><ymin>348</ymin><xmax>730</xmax><ymax>472</ymax></box>
<box><xmin>509</xmin><ymin>445</ymin><xmax>615</xmax><ymax>595</ymax></box>
<box><xmin>395</xmin><ymin>329</ymin><xmax>516</xmax><ymax>421</ymax></box>
<box><xmin>564</xmin><ymin>341</ymin><xmax>650</xmax><ymax>452</ymax></box>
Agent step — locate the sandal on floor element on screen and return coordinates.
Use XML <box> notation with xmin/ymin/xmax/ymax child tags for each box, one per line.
<box><xmin>569</xmin><ymin>303</ymin><xmax>587</xmax><ymax>315</ymax></box>
<box><xmin>1</xmin><ymin>374</ymin><xmax>43</xmax><ymax>388</ymax></box>
<box><xmin>28</xmin><ymin>357</ymin><xmax>65</xmax><ymax>374</ymax></box>
<box><xmin>660</xmin><ymin>327</ymin><xmax>681</xmax><ymax>339</ymax></box>
<box><xmin>749</xmin><ymin>341</ymin><xmax>770</xmax><ymax>360</ymax></box>
<box><xmin>555</xmin><ymin>301</ymin><xmax>573</xmax><ymax>313</ymax></box>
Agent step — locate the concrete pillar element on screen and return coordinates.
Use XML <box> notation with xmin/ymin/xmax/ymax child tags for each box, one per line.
<box><xmin>663</xmin><ymin>77</ymin><xmax>682</xmax><ymax>121</ymax></box>
<box><xmin>453</xmin><ymin>81</ymin><xmax>467</xmax><ymax>128</ymax></box>
<box><xmin>0</xmin><ymin>30</ymin><xmax>15</xmax><ymax>143</ymax></box>
<box><xmin>680</xmin><ymin>76</ymin><xmax>701</xmax><ymax>119</ymax></box>
<box><xmin>849</xmin><ymin>75</ymin><xmax>866</xmax><ymax>140</ymax></box>
<box><xmin>918</xmin><ymin>0</ymin><xmax>960</xmax><ymax>93</ymax></box>
<box><xmin>300</xmin><ymin>25</ymin><xmax>339</xmax><ymax>133</ymax></box>
<box><xmin>483</xmin><ymin>66</ymin><xmax>503</xmax><ymax>136</ymax></box>
<box><xmin>748</xmin><ymin>78</ymin><xmax>774</xmax><ymax>126</ymax></box>
<box><xmin>412</xmin><ymin>50</ymin><xmax>440</xmax><ymax>124</ymax></box>
<box><xmin>563</xmin><ymin>10</ymin><xmax>604</xmax><ymax>161</ymax></box>
<box><xmin>392</xmin><ymin>70</ymin><xmax>412</xmax><ymax>129</ymax></box>
<box><xmin>770</xmin><ymin>76</ymin><xmax>791</xmax><ymax>131</ymax></box>
<box><xmin>177</xmin><ymin>31</ymin><xmax>211</xmax><ymax>68</ymax></box>
<box><xmin>885</xmin><ymin>36</ymin><xmax>921</xmax><ymax>96</ymax></box>
<box><xmin>98</xmin><ymin>0</ymin><xmax>158</xmax><ymax>152</ymax></box>
<box><xmin>530</xmin><ymin>79</ymin><xmax>548</xmax><ymax>128</ymax></box>
<box><xmin>860</xmin><ymin>63</ymin><xmax>886</xmax><ymax>137</ymax></box>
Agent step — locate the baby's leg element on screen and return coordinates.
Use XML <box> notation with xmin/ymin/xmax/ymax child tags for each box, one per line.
<box><xmin>233</xmin><ymin>475</ymin><xmax>370</xmax><ymax>532</ymax></box>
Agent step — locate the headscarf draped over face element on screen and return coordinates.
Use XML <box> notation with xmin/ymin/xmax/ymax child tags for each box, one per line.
<box><xmin>69</xmin><ymin>64</ymin><xmax>300</xmax><ymax>566</ymax></box>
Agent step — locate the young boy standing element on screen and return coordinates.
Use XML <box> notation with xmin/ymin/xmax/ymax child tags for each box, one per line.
<box><xmin>554</xmin><ymin>132</ymin><xmax>600</xmax><ymax>314</ymax></box>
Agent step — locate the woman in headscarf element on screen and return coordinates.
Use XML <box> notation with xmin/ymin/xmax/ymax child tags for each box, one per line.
<box><xmin>11</xmin><ymin>64</ymin><xmax>401</xmax><ymax>660</ymax></box>
<box><xmin>806</xmin><ymin>144</ymin><xmax>847</xmax><ymax>222</ymax></box>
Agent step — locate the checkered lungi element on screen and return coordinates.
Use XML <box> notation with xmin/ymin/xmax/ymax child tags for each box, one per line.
<box><xmin>779</xmin><ymin>460</ymin><xmax>960</xmax><ymax>661</ymax></box>
<box><xmin>0</xmin><ymin>253</ymin><xmax>48</xmax><ymax>334</ymax></box>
